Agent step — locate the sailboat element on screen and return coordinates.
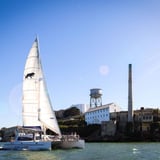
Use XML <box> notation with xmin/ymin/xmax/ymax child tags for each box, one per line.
<box><xmin>3</xmin><ymin>38</ymin><xmax>84</xmax><ymax>150</ymax></box>
<box><xmin>24</xmin><ymin>38</ymin><xmax>85</xmax><ymax>149</ymax></box>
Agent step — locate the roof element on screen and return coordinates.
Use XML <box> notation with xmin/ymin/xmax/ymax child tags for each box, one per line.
<box><xmin>85</xmin><ymin>103</ymin><xmax>115</xmax><ymax>113</ymax></box>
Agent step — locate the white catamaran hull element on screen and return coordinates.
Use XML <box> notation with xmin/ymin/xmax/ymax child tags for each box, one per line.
<box><xmin>3</xmin><ymin>141</ymin><xmax>51</xmax><ymax>151</ymax></box>
<box><xmin>50</xmin><ymin>134</ymin><xmax>85</xmax><ymax>149</ymax></box>
<box><xmin>59</xmin><ymin>139</ymin><xmax>85</xmax><ymax>149</ymax></box>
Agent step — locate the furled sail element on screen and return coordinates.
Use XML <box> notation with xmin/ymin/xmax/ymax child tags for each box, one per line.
<box><xmin>22</xmin><ymin>38</ymin><xmax>61</xmax><ymax>135</ymax></box>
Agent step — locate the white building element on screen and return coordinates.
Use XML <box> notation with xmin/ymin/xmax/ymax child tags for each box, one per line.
<box><xmin>85</xmin><ymin>103</ymin><xmax>120</xmax><ymax>125</ymax></box>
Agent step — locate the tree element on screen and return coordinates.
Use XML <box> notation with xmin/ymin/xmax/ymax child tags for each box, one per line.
<box><xmin>63</xmin><ymin>106</ymin><xmax>80</xmax><ymax>118</ymax></box>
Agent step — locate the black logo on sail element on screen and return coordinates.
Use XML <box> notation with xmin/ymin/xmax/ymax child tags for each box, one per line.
<box><xmin>25</xmin><ymin>72</ymin><xmax>35</xmax><ymax>79</ymax></box>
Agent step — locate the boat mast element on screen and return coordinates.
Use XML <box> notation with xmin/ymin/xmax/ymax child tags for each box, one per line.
<box><xmin>36</xmin><ymin>37</ymin><xmax>41</xmax><ymax>123</ymax></box>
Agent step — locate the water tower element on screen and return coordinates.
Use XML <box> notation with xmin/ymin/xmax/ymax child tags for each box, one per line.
<box><xmin>90</xmin><ymin>88</ymin><xmax>102</xmax><ymax>108</ymax></box>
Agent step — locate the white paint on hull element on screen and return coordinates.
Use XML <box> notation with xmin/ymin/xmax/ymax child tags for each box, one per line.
<box><xmin>3</xmin><ymin>141</ymin><xmax>51</xmax><ymax>151</ymax></box>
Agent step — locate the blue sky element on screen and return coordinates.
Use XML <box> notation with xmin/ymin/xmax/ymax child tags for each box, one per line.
<box><xmin>1</xmin><ymin>0</ymin><xmax>160</xmax><ymax>127</ymax></box>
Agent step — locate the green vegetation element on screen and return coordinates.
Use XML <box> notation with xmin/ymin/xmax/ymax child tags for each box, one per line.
<box><xmin>63</xmin><ymin>107</ymin><xmax>80</xmax><ymax>118</ymax></box>
<box><xmin>57</xmin><ymin>115</ymin><xmax>101</xmax><ymax>138</ymax></box>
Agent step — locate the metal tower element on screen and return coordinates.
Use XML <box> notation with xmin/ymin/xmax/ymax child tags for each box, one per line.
<box><xmin>90</xmin><ymin>88</ymin><xmax>102</xmax><ymax>108</ymax></box>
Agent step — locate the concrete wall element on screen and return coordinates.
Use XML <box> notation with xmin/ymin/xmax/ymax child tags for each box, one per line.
<box><xmin>101</xmin><ymin>121</ymin><xmax>116</xmax><ymax>136</ymax></box>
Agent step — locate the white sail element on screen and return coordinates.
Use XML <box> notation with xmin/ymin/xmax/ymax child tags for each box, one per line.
<box><xmin>22</xmin><ymin>38</ymin><xmax>61</xmax><ymax>136</ymax></box>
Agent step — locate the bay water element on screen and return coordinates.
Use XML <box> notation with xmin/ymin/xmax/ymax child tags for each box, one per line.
<box><xmin>0</xmin><ymin>142</ymin><xmax>160</xmax><ymax>160</ymax></box>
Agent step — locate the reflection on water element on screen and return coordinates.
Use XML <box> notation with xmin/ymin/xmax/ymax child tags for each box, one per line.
<box><xmin>0</xmin><ymin>150</ymin><xmax>58</xmax><ymax>160</ymax></box>
<box><xmin>0</xmin><ymin>143</ymin><xmax>160</xmax><ymax>160</ymax></box>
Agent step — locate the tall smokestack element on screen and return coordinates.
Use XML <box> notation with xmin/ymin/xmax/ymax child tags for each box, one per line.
<box><xmin>128</xmin><ymin>64</ymin><xmax>133</xmax><ymax>122</ymax></box>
